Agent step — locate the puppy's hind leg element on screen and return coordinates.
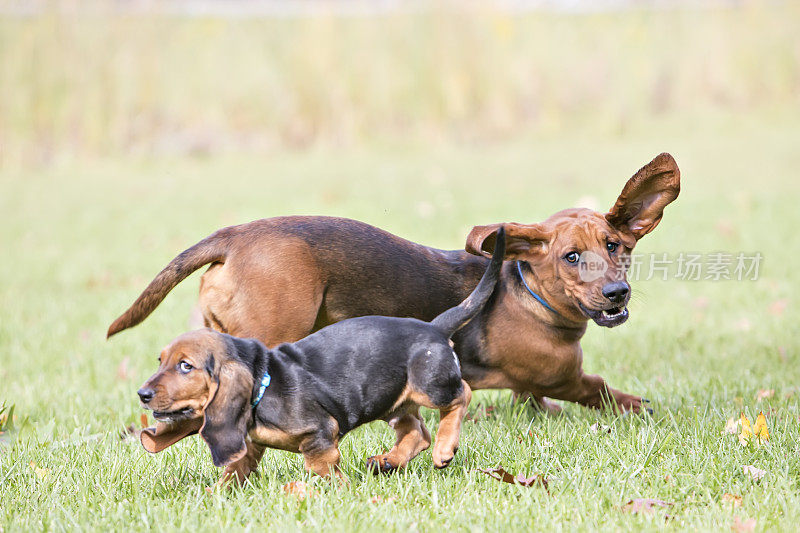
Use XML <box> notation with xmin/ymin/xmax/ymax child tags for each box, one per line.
<box><xmin>407</xmin><ymin>345</ymin><xmax>472</xmax><ymax>469</ymax></box>
<box><xmin>431</xmin><ymin>380</ymin><xmax>471</xmax><ymax>469</ymax></box>
<box><xmin>366</xmin><ymin>409</ymin><xmax>431</xmax><ymax>475</ymax></box>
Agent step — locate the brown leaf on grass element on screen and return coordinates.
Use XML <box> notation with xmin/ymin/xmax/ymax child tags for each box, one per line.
<box><xmin>116</xmin><ymin>357</ymin><xmax>131</xmax><ymax>380</ymax></box>
<box><xmin>477</xmin><ymin>467</ymin><xmax>549</xmax><ymax>491</ymax></box>
<box><xmin>721</xmin><ymin>493</ymin><xmax>743</xmax><ymax>507</ymax></box>
<box><xmin>620</xmin><ymin>498</ymin><xmax>673</xmax><ymax>514</ymax></box>
<box><xmin>282</xmin><ymin>481</ymin><xmax>318</xmax><ymax>501</ymax></box>
<box><xmin>732</xmin><ymin>516</ymin><xmax>756</xmax><ymax>532</ymax></box>
<box><xmin>742</xmin><ymin>465</ymin><xmax>766</xmax><ymax>482</ymax></box>
<box><xmin>29</xmin><ymin>461</ymin><xmax>50</xmax><ymax>480</ymax></box>
<box><xmin>723</xmin><ymin>417</ymin><xmax>739</xmax><ymax>435</ymax></box>
<box><xmin>755</xmin><ymin>389</ymin><xmax>774</xmax><ymax>402</ymax></box>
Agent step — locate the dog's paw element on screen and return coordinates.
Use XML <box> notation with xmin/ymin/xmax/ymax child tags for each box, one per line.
<box><xmin>432</xmin><ymin>446</ymin><xmax>457</xmax><ymax>469</ymax></box>
<box><xmin>366</xmin><ymin>454</ymin><xmax>397</xmax><ymax>475</ymax></box>
<box><xmin>620</xmin><ymin>396</ymin><xmax>653</xmax><ymax>416</ymax></box>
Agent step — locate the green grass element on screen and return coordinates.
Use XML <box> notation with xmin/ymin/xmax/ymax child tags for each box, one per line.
<box><xmin>2</xmin><ymin>108</ymin><xmax>800</xmax><ymax>531</ymax></box>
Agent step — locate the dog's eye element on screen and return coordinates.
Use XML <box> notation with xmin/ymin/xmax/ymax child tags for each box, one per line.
<box><xmin>178</xmin><ymin>361</ymin><xmax>193</xmax><ymax>374</ymax></box>
<box><xmin>564</xmin><ymin>252</ymin><xmax>580</xmax><ymax>264</ymax></box>
<box><xmin>606</xmin><ymin>242</ymin><xmax>619</xmax><ymax>254</ymax></box>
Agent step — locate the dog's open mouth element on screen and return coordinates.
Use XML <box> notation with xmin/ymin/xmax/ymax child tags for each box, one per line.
<box><xmin>151</xmin><ymin>407</ymin><xmax>195</xmax><ymax>422</ymax></box>
<box><xmin>579</xmin><ymin>303</ymin><xmax>629</xmax><ymax>327</ymax></box>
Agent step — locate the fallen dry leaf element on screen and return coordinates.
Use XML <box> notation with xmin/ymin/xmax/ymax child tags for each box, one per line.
<box><xmin>732</xmin><ymin>516</ymin><xmax>756</xmax><ymax>532</ymax></box>
<box><xmin>621</xmin><ymin>498</ymin><xmax>673</xmax><ymax>514</ymax></box>
<box><xmin>29</xmin><ymin>461</ymin><xmax>49</xmax><ymax>480</ymax></box>
<box><xmin>742</xmin><ymin>465</ymin><xmax>766</xmax><ymax>482</ymax></box>
<box><xmin>590</xmin><ymin>423</ymin><xmax>612</xmax><ymax>434</ymax></box>
<box><xmin>477</xmin><ymin>467</ymin><xmax>549</xmax><ymax>491</ymax></box>
<box><xmin>721</xmin><ymin>493</ymin><xmax>743</xmax><ymax>507</ymax></box>
<box><xmin>283</xmin><ymin>481</ymin><xmax>318</xmax><ymax>501</ymax></box>
<box><xmin>739</xmin><ymin>412</ymin><xmax>769</xmax><ymax>446</ymax></box>
<box><xmin>755</xmin><ymin>389</ymin><xmax>774</xmax><ymax>402</ymax></box>
<box><xmin>723</xmin><ymin>417</ymin><xmax>739</xmax><ymax>435</ymax></box>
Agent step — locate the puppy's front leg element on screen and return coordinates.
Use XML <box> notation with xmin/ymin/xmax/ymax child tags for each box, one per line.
<box><xmin>217</xmin><ymin>440</ymin><xmax>267</xmax><ymax>486</ymax></box>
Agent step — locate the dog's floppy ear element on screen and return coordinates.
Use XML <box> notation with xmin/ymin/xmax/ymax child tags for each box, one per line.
<box><xmin>199</xmin><ymin>339</ymin><xmax>255</xmax><ymax>468</ymax></box>
<box><xmin>140</xmin><ymin>417</ymin><xmax>203</xmax><ymax>453</ymax></box>
<box><xmin>606</xmin><ymin>153</ymin><xmax>680</xmax><ymax>240</ymax></box>
<box><xmin>466</xmin><ymin>222</ymin><xmax>550</xmax><ymax>260</ymax></box>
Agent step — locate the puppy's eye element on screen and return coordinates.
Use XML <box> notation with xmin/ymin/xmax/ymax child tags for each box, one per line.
<box><xmin>564</xmin><ymin>252</ymin><xmax>580</xmax><ymax>264</ymax></box>
<box><xmin>178</xmin><ymin>361</ymin><xmax>193</xmax><ymax>374</ymax></box>
<box><xmin>606</xmin><ymin>242</ymin><xmax>619</xmax><ymax>254</ymax></box>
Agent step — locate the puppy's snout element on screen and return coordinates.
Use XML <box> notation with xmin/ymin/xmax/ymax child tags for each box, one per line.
<box><xmin>602</xmin><ymin>281</ymin><xmax>630</xmax><ymax>304</ymax></box>
<box><xmin>137</xmin><ymin>387</ymin><xmax>155</xmax><ymax>404</ymax></box>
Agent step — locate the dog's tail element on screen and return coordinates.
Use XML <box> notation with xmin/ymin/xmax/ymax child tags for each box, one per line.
<box><xmin>430</xmin><ymin>226</ymin><xmax>506</xmax><ymax>338</ymax></box>
<box><xmin>106</xmin><ymin>230</ymin><xmax>232</xmax><ymax>339</ymax></box>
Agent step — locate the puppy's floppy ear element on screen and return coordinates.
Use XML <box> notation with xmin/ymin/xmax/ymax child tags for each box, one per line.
<box><xmin>140</xmin><ymin>417</ymin><xmax>203</xmax><ymax>453</ymax></box>
<box><xmin>606</xmin><ymin>153</ymin><xmax>680</xmax><ymax>240</ymax></box>
<box><xmin>199</xmin><ymin>338</ymin><xmax>256</xmax><ymax>468</ymax></box>
<box><xmin>466</xmin><ymin>222</ymin><xmax>550</xmax><ymax>260</ymax></box>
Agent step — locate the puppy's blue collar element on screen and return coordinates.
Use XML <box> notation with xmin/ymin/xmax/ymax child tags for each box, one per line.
<box><xmin>251</xmin><ymin>369</ymin><xmax>271</xmax><ymax>409</ymax></box>
<box><xmin>515</xmin><ymin>261</ymin><xmax>558</xmax><ymax>315</ymax></box>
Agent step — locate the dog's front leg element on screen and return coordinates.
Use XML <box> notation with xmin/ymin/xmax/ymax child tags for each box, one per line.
<box><xmin>217</xmin><ymin>440</ymin><xmax>267</xmax><ymax>486</ymax></box>
<box><xmin>561</xmin><ymin>373</ymin><xmax>646</xmax><ymax>413</ymax></box>
<box><xmin>512</xmin><ymin>391</ymin><xmax>563</xmax><ymax>415</ymax></box>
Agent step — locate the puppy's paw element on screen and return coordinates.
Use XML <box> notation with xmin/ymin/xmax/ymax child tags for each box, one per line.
<box><xmin>366</xmin><ymin>454</ymin><xmax>397</xmax><ymax>475</ymax></box>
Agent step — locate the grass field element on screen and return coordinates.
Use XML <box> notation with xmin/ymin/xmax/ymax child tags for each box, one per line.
<box><xmin>3</xmin><ymin>1</ymin><xmax>800</xmax><ymax>530</ymax></box>
<box><xmin>2</xmin><ymin>106</ymin><xmax>800</xmax><ymax>531</ymax></box>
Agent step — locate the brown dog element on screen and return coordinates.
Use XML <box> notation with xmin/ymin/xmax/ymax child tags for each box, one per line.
<box><xmin>110</xmin><ymin>153</ymin><xmax>679</xmax><ymax>413</ymax></box>
<box><xmin>137</xmin><ymin>233</ymin><xmax>505</xmax><ymax>483</ymax></box>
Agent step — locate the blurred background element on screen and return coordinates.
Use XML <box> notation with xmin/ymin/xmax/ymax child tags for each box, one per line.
<box><xmin>1</xmin><ymin>0</ymin><xmax>799</xmax><ymax>423</ymax></box>
<box><xmin>2</xmin><ymin>0</ymin><xmax>799</xmax><ymax>167</ymax></box>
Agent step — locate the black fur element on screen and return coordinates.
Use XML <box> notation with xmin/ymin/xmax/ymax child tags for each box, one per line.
<box><xmin>208</xmin><ymin>229</ymin><xmax>506</xmax><ymax>463</ymax></box>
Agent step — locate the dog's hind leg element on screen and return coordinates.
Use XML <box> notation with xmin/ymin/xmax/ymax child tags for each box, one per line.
<box><xmin>366</xmin><ymin>410</ymin><xmax>431</xmax><ymax>474</ymax></box>
<box><xmin>431</xmin><ymin>380</ymin><xmax>472</xmax><ymax>469</ymax></box>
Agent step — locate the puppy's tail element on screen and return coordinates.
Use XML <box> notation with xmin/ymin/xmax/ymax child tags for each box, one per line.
<box><xmin>430</xmin><ymin>226</ymin><xmax>506</xmax><ymax>338</ymax></box>
<box><xmin>106</xmin><ymin>230</ymin><xmax>231</xmax><ymax>338</ymax></box>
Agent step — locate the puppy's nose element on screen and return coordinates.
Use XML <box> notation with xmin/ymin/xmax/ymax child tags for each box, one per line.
<box><xmin>602</xmin><ymin>281</ymin><xmax>630</xmax><ymax>303</ymax></box>
<box><xmin>137</xmin><ymin>387</ymin><xmax>155</xmax><ymax>404</ymax></box>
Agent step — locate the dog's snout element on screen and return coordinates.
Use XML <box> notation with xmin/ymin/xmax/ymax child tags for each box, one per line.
<box><xmin>137</xmin><ymin>387</ymin><xmax>155</xmax><ymax>404</ymax></box>
<box><xmin>602</xmin><ymin>281</ymin><xmax>630</xmax><ymax>303</ymax></box>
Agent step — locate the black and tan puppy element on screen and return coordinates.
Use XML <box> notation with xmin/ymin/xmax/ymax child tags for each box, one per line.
<box><xmin>136</xmin><ymin>229</ymin><xmax>506</xmax><ymax>483</ymax></box>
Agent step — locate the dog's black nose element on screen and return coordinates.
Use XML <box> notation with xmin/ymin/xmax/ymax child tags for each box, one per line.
<box><xmin>602</xmin><ymin>281</ymin><xmax>630</xmax><ymax>303</ymax></box>
<box><xmin>137</xmin><ymin>387</ymin><xmax>155</xmax><ymax>404</ymax></box>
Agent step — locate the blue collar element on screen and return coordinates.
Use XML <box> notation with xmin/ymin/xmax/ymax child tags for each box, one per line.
<box><xmin>251</xmin><ymin>369</ymin><xmax>271</xmax><ymax>409</ymax></box>
<box><xmin>515</xmin><ymin>261</ymin><xmax>559</xmax><ymax>315</ymax></box>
